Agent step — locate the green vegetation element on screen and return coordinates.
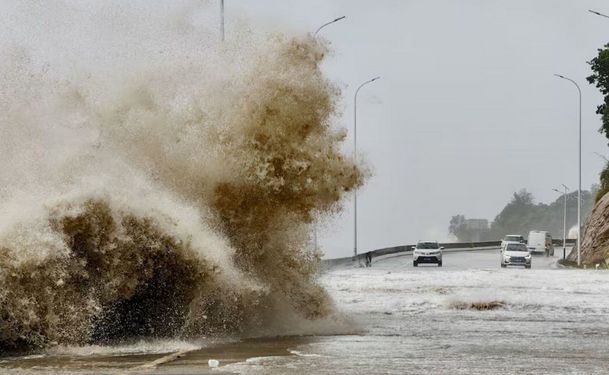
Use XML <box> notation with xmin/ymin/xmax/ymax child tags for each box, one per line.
<box><xmin>596</xmin><ymin>161</ymin><xmax>609</xmax><ymax>203</ymax></box>
<box><xmin>587</xmin><ymin>43</ymin><xmax>609</xmax><ymax>202</ymax></box>
<box><xmin>558</xmin><ymin>258</ymin><xmax>581</xmax><ymax>268</ymax></box>
<box><xmin>557</xmin><ymin>258</ymin><xmax>580</xmax><ymax>268</ymax></box>
<box><xmin>449</xmin><ymin>189</ymin><xmax>594</xmax><ymax>242</ymax></box>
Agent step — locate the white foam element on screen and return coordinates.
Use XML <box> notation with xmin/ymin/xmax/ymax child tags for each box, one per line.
<box><xmin>46</xmin><ymin>339</ymin><xmax>201</xmax><ymax>357</ymax></box>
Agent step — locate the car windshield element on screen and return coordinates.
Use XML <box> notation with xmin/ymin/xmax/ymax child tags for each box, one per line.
<box><xmin>506</xmin><ymin>243</ymin><xmax>528</xmax><ymax>252</ymax></box>
<box><xmin>417</xmin><ymin>242</ymin><xmax>439</xmax><ymax>249</ymax></box>
<box><xmin>505</xmin><ymin>236</ymin><xmax>522</xmax><ymax>242</ymax></box>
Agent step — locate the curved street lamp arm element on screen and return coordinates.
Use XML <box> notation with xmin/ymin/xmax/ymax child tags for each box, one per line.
<box><xmin>355</xmin><ymin>76</ymin><xmax>381</xmax><ymax>100</ymax></box>
<box><xmin>354</xmin><ymin>76</ymin><xmax>381</xmax><ymax>150</ymax></box>
<box><xmin>589</xmin><ymin>9</ymin><xmax>609</xmax><ymax>19</ymax></box>
<box><xmin>554</xmin><ymin>74</ymin><xmax>581</xmax><ymax>95</ymax></box>
<box><xmin>314</xmin><ymin>16</ymin><xmax>346</xmax><ymax>36</ymax></box>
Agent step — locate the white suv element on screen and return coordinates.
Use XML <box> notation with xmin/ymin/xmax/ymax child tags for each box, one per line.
<box><xmin>413</xmin><ymin>241</ymin><xmax>443</xmax><ymax>267</ymax></box>
<box><xmin>501</xmin><ymin>242</ymin><xmax>532</xmax><ymax>268</ymax></box>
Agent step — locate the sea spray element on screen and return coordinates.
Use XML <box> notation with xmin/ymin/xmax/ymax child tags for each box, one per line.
<box><xmin>0</xmin><ymin>2</ymin><xmax>364</xmax><ymax>351</ymax></box>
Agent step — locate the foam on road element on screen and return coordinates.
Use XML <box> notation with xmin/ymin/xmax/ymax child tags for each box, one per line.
<box><xmin>227</xmin><ymin>250</ymin><xmax>609</xmax><ymax>374</ymax></box>
<box><xmin>3</xmin><ymin>250</ymin><xmax>609</xmax><ymax>374</ymax></box>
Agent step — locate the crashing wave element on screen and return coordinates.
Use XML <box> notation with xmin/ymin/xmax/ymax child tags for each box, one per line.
<box><xmin>0</xmin><ymin>2</ymin><xmax>365</xmax><ymax>351</ymax></box>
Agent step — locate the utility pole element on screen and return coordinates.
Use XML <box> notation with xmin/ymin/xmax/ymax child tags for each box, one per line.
<box><xmin>220</xmin><ymin>0</ymin><xmax>225</xmax><ymax>42</ymax></box>
<box><xmin>353</xmin><ymin>77</ymin><xmax>380</xmax><ymax>258</ymax></box>
<box><xmin>311</xmin><ymin>16</ymin><xmax>345</xmax><ymax>254</ymax></box>
<box><xmin>554</xmin><ymin>74</ymin><xmax>582</xmax><ymax>266</ymax></box>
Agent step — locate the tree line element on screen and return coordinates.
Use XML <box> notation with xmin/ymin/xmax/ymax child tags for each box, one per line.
<box><xmin>449</xmin><ymin>189</ymin><xmax>595</xmax><ymax>242</ymax></box>
<box><xmin>588</xmin><ymin>43</ymin><xmax>609</xmax><ymax>201</ymax></box>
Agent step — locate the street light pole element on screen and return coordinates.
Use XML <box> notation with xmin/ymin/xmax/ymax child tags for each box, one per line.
<box><xmin>220</xmin><ymin>0</ymin><xmax>225</xmax><ymax>42</ymax></box>
<box><xmin>314</xmin><ymin>16</ymin><xmax>346</xmax><ymax>37</ymax></box>
<box><xmin>311</xmin><ymin>17</ymin><xmax>345</xmax><ymax>254</ymax></box>
<box><xmin>553</xmin><ymin>184</ymin><xmax>569</xmax><ymax>259</ymax></box>
<box><xmin>353</xmin><ymin>76</ymin><xmax>380</xmax><ymax>258</ymax></box>
<box><xmin>554</xmin><ymin>74</ymin><xmax>582</xmax><ymax>266</ymax></box>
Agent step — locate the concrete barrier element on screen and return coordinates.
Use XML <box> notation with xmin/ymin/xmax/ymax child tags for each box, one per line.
<box><xmin>321</xmin><ymin>238</ymin><xmax>577</xmax><ymax>270</ymax></box>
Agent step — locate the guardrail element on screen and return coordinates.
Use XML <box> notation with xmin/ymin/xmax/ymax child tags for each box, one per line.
<box><xmin>322</xmin><ymin>238</ymin><xmax>577</xmax><ymax>269</ymax></box>
<box><xmin>552</xmin><ymin>238</ymin><xmax>577</xmax><ymax>246</ymax></box>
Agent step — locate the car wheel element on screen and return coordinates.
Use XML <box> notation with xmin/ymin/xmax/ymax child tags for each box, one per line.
<box><xmin>501</xmin><ymin>263</ymin><xmax>506</xmax><ymax>268</ymax></box>
<box><xmin>413</xmin><ymin>261</ymin><xmax>418</xmax><ymax>267</ymax></box>
<box><xmin>525</xmin><ymin>264</ymin><xmax>531</xmax><ymax>269</ymax></box>
<box><xmin>438</xmin><ymin>261</ymin><xmax>442</xmax><ymax>267</ymax></box>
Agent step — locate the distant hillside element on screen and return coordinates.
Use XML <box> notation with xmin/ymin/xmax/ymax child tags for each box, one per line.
<box><xmin>449</xmin><ymin>189</ymin><xmax>595</xmax><ymax>242</ymax></box>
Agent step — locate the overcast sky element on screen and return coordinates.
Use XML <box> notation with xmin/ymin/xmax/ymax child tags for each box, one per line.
<box><xmin>11</xmin><ymin>0</ymin><xmax>606</xmax><ymax>259</ymax></box>
<box><xmin>223</xmin><ymin>0</ymin><xmax>609</xmax><ymax>258</ymax></box>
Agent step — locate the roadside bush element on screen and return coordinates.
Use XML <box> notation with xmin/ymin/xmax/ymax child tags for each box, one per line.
<box><xmin>596</xmin><ymin>163</ymin><xmax>609</xmax><ymax>203</ymax></box>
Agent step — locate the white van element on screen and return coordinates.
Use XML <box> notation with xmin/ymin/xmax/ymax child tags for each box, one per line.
<box><xmin>501</xmin><ymin>234</ymin><xmax>525</xmax><ymax>248</ymax></box>
<box><xmin>527</xmin><ymin>230</ymin><xmax>554</xmax><ymax>256</ymax></box>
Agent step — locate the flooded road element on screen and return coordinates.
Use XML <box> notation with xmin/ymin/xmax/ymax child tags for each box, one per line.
<box><xmin>2</xmin><ymin>249</ymin><xmax>609</xmax><ymax>374</ymax></box>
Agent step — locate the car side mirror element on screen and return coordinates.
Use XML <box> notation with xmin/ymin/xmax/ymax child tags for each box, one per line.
<box><xmin>440</xmin><ymin>247</ymin><xmax>444</xmax><ymax>250</ymax></box>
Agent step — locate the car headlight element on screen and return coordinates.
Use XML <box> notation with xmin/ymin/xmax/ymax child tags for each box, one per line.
<box><xmin>525</xmin><ymin>254</ymin><xmax>531</xmax><ymax>258</ymax></box>
<box><xmin>503</xmin><ymin>255</ymin><xmax>511</xmax><ymax>261</ymax></box>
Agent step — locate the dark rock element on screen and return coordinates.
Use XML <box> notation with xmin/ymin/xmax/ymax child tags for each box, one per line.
<box><xmin>568</xmin><ymin>193</ymin><xmax>609</xmax><ymax>265</ymax></box>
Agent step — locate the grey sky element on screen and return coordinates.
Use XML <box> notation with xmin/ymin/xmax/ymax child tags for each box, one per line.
<box><xmin>228</xmin><ymin>0</ymin><xmax>609</xmax><ymax>258</ymax></box>
<box><xmin>5</xmin><ymin>1</ymin><xmax>605</xmax><ymax>259</ymax></box>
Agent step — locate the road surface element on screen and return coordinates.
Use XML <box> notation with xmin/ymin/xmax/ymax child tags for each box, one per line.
<box><xmin>2</xmin><ymin>248</ymin><xmax>609</xmax><ymax>374</ymax></box>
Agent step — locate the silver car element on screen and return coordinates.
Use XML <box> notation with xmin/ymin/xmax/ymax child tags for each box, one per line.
<box><xmin>413</xmin><ymin>241</ymin><xmax>443</xmax><ymax>267</ymax></box>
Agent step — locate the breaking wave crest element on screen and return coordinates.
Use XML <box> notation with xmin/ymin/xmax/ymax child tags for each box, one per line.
<box><xmin>0</xmin><ymin>2</ymin><xmax>364</xmax><ymax>351</ymax></box>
